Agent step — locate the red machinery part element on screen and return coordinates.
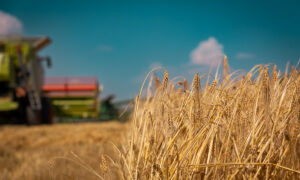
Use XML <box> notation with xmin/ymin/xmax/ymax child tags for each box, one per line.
<box><xmin>43</xmin><ymin>77</ymin><xmax>98</xmax><ymax>97</ymax></box>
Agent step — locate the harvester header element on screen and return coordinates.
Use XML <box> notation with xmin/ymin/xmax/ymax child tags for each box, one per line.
<box><xmin>43</xmin><ymin>77</ymin><xmax>100</xmax><ymax>119</ymax></box>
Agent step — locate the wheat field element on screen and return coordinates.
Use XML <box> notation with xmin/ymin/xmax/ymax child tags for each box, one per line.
<box><xmin>113</xmin><ymin>59</ymin><xmax>300</xmax><ymax>179</ymax></box>
<box><xmin>0</xmin><ymin>59</ymin><xmax>299</xmax><ymax>179</ymax></box>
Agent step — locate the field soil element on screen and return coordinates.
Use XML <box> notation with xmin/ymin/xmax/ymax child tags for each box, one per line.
<box><xmin>0</xmin><ymin>121</ymin><xmax>127</xmax><ymax>180</ymax></box>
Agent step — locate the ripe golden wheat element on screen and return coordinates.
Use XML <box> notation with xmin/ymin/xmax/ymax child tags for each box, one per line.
<box><xmin>113</xmin><ymin>58</ymin><xmax>300</xmax><ymax>179</ymax></box>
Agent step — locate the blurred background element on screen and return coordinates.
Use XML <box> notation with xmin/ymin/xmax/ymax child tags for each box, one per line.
<box><xmin>1</xmin><ymin>0</ymin><xmax>299</xmax><ymax>123</ymax></box>
<box><xmin>0</xmin><ymin>1</ymin><xmax>299</xmax><ymax>179</ymax></box>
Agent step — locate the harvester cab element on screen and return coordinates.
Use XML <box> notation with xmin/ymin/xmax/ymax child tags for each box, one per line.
<box><xmin>0</xmin><ymin>37</ymin><xmax>53</xmax><ymax>124</ymax></box>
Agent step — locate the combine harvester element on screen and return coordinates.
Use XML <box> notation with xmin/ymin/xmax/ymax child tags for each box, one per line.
<box><xmin>0</xmin><ymin>37</ymin><xmax>53</xmax><ymax>124</ymax></box>
<box><xmin>43</xmin><ymin>77</ymin><xmax>101</xmax><ymax>121</ymax></box>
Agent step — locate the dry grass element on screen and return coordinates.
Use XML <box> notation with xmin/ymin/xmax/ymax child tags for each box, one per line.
<box><xmin>0</xmin><ymin>121</ymin><xmax>126</xmax><ymax>180</ymax></box>
<box><xmin>115</xmin><ymin>59</ymin><xmax>300</xmax><ymax>179</ymax></box>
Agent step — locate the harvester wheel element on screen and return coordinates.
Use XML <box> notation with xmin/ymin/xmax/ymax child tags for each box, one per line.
<box><xmin>41</xmin><ymin>97</ymin><xmax>54</xmax><ymax>124</ymax></box>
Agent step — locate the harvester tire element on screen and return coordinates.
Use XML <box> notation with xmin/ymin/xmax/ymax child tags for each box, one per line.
<box><xmin>41</xmin><ymin>97</ymin><xmax>54</xmax><ymax>124</ymax></box>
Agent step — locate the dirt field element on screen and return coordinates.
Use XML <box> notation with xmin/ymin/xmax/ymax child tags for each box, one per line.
<box><xmin>0</xmin><ymin>121</ymin><xmax>127</xmax><ymax>180</ymax></box>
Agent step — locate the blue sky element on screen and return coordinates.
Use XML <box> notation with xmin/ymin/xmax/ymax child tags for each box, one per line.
<box><xmin>1</xmin><ymin>0</ymin><xmax>299</xmax><ymax>100</ymax></box>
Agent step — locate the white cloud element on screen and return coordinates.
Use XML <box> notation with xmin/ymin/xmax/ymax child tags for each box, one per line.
<box><xmin>236</xmin><ymin>52</ymin><xmax>255</xmax><ymax>59</ymax></box>
<box><xmin>190</xmin><ymin>37</ymin><xmax>224</xmax><ymax>66</ymax></box>
<box><xmin>0</xmin><ymin>11</ymin><xmax>22</xmax><ymax>37</ymax></box>
<box><xmin>97</xmin><ymin>45</ymin><xmax>113</xmax><ymax>52</ymax></box>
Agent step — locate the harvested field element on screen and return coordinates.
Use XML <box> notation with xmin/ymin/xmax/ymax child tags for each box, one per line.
<box><xmin>0</xmin><ymin>121</ymin><xmax>127</xmax><ymax>180</ymax></box>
